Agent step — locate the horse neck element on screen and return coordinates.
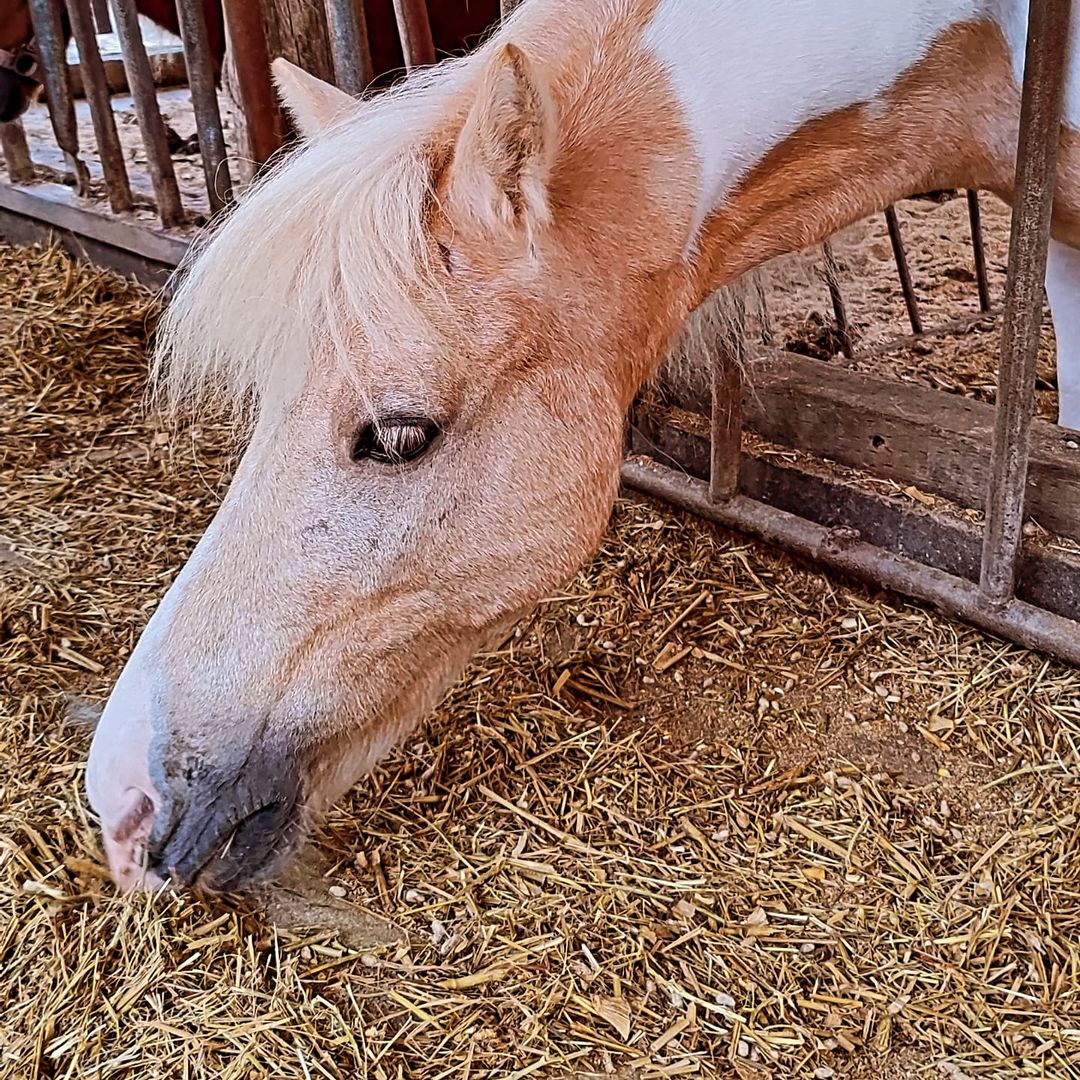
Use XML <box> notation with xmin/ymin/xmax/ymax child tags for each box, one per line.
<box><xmin>510</xmin><ymin>0</ymin><xmax>1015</xmax><ymax>402</ymax></box>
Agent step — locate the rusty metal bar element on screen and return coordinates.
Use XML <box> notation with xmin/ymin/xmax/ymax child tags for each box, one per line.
<box><xmin>110</xmin><ymin>0</ymin><xmax>185</xmax><ymax>226</ymax></box>
<box><xmin>710</xmin><ymin>299</ymin><xmax>745</xmax><ymax>501</ymax></box>
<box><xmin>884</xmin><ymin>204</ymin><xmax>923</xmax><ymax>335</ymax></box>
<box><xmin>0</xmin><ymin>121</ymin><xmax>34</xmax><ymax>183</ymax></box>
<box><xmin>91</xmin><ymin>0</ymin><xmax>113</xmax><ymax>32</ymax></box>
<box><xmin>622</xmin><ymin>460</ymin><xmax>1080</xmax><ymax>667</ymax></box>
<box><xmin>754</xmin><ymin>276</ymin><xmax>774</xmax><ymax>346</ymax></box>
<box><xmin>175</xmin><ymin>0</ymin><xmax>232</xmax><ymax>213</ymax></box>
<box><xmin>221</xmin><ymin>0</ymin><xmax>283</xmax><ymax>167</ymax></box>
<box><xmin>979</xmin><ymin>0</ymin><xmax>1070</xmax><ymax>606</ymax></box>
<box><xmin>966</xmin><ymin>189</ymin><xmax>993</xmax><ymax>313</ymax></box>
<box><xmin>27</xmin><ymin>0</ymin><xmax>90</xmax><ymax>195</ymax></box>
<box><xmin>392</xmin><ymin>0</ymin><xmax>436</xmax><ymax>69</ymax></box>
<box><xmin>68</xmin><ymin>0</ymin><xmax>133</xmax><ymax>212</ymax></box>
<box><xmin>820</xmin><ymin>240</ymin><xmax>854</xmax><ymax>359</ymax></box>
<box><xmin>325</xmin><ymin>0</ymin><xmax>373</xmax><ymax>95</ymax></box>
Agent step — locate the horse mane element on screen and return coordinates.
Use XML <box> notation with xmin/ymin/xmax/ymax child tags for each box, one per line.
<box><xmin>152</xmin><ymin>54</ymin><xmax>478</xmax><ymax>416</ymax></box>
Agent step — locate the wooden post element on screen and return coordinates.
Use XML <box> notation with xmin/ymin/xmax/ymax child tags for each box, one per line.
<box><xmin>221</xmin><ymin>0</ymin><xmax>335</xmax><ymax>185</ymax></box>
<box><xmin>260</xmin><ymin>0</ymin><xmax>336</xmax><ymax>85</ymax></box>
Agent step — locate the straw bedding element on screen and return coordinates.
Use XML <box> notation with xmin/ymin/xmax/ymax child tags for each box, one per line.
<box><xmin>2</xmin><ymin>241</ymin><xmax>1079</xmax><ymax>1079</ymax></box>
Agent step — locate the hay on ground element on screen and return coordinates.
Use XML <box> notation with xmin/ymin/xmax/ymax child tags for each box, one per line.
<box><xmin>1</xmin><ymin>242</ymin><xmax>1079</xmax><ymax>1079</ymax></box>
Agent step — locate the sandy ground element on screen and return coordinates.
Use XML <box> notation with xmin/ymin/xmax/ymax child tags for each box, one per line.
<box><xmin>758</xmin><ymin>191</ymin><xmax>1061</xmax><ymax>422</ymax></box>
<box><xmin>2</xmin><ymin>242</ymin><xmax>1080</xmax><ymax>1080</ymax></box>
<box><xmin>17</xmin><ymin>86</ymin><xmax>232</xmax><ymax>226</ymax></box>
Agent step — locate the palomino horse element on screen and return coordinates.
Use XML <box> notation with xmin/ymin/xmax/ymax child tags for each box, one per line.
<box><xmin>86</xmin><ymin>0</ymin><xmax>1080</xmax><ymax>891</ymax></box>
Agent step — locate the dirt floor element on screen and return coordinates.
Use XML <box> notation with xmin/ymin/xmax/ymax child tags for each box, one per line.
<box><xmin>2</xmin><ymin>234</ymin><xmax>1080</xmax><ymax>1080</ymax></box>
<box><xmin>745</xmin><ymin>190</ymin><xmax>1061</xmax><ymax>422</ymax></box>
<box><xmin>18</xmin><ymin>85</ymin><xmax>234</xmax><ymax>227</ymax></box>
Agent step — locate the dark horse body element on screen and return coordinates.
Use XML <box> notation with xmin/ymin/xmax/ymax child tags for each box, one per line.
<box><xmin>0</xmin><ymin>1</ymin><xmax>498</xmax><ymax>124</ymax></box>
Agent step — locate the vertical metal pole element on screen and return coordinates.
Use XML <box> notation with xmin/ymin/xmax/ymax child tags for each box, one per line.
<box><xmin>90</xmin><ymin>0</ymin><xmax>113</xmax><ymax>32</ymax></box>
<box><xmin>67</xmin><ymin>0</ymin><xmax>134</xmax><ymax>212</ymax></box>
<box><xmin>110</xmin><ymin>0</ymin><xmax>185</xmax><ymax>226</ymax></box>
<box><xmin>709</xmin><ymin>298</ymin><xmax>746</xmax><ymax>501</ymax></box>
<box><xmin>391</xmin><ymin>0</ymin><xmax>436</xmax><ymax>69</ymax></box>
<box><xmin>220</xmin><ymin>0</ymin><xmax>283</xmax><ymax>167</ymax></box>
<box><xmin>754</xmin><ymin>276</ymin><xmax>774</xmax><ymax>346</ymax></box>
<box><xmin>966</xmin><ymin>189</ymin><xmax>993</xmax><ymax>313</ymax></box>
<box><xmin>175</xmin><ymin>0</ymin><xmax>233</xmax><ymax>213</ymax></box>
<box><xmin>27</xmin><ymin>0</ymin><xmax>91</xmax><ymax>195</ymax></box>
<box><xmin>979</xmin><ymin>0</ymin><xmax>1071</xmax><ymax>606</ymax></box>
<box><xmin>0</xmin><ymin>121</ymin><xmax>35</xmax><ymax>182</ymax></box>
<box><xmin>884</xmin><ymin>204</ymin><xmax>924</xmax><ymax>335</ymax></box>
<box><xmin>325</xmin><ymin>0</ymin><xmax>373</xmax><ymax>95</ymax></box>
<box><xmin>820</xmin><ymin>241</ymin><xmax>854</xmax><ymax>359</ymax></box>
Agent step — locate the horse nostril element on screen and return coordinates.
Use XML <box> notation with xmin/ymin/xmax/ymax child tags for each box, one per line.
<box><xmin>112</xmin><ymin>787</ymin><xmax>156</xmax><ymax>845</ymax></box>
<box><xmin>97</xmin><ymin>786</ymin><xmax>165</xmax><ymax>892</ymax></box>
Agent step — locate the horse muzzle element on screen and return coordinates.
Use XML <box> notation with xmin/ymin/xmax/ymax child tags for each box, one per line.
<box><xmin>144</xmin><ymin>750</ymin><xmax>307</xmax><ymax>891</ymax></box>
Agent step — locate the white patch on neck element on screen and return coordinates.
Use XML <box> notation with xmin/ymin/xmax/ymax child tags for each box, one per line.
<box><xmin>642</xmin><ymin>0</ymin><xmax>982</xmax><ymax>238</ymax></box>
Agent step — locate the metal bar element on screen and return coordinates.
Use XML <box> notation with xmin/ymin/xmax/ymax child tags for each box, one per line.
<box><xmin>67</xmin><ymin>0</ymin><xmax>134</xmax><ymax>212</ymax></box>
<box><xmin>220</xmin><ymin>0</ymin><xmax>283</xmax><ymax>167</ymax></box>
<box><xmin>884</xmin><ymin>204</ymin><xmax>923</xmax><ymax>335</ymax></box>
<box><xmin>90</xmin><ymin>0</ymin><xmax>113</xmax><ymax>33</ymax></box>
<box><xmin>622</xmin><ymin>460</ymin><xmax>1080</xmax><ymax>668</ymax></box>
<box><xmin>325</xmin><ymin>0</ymin><xmax>373</xmax><ymax>95</ymax></box>
<box><xmin>0</xmin><ymin>121</ymin><xmax>35</xmax><ymax>183</ymax></box>
<box><xmin>27</xmin><ymin>0</ymin><xmax>91</xmax><ymax>195</ymax></box>
<box><xmin>820</xmin><ymin>240</ymin><xmax>854</xmax><ymax>358</ymax></box>
<box><xmin>979</xmin><ymin>0</ymin><xmax>1071</xmax><ymax>606</ymax></box>
<box><xmin>754</xmin><ymin>276</ymin><xmax>774</xmax><ymax>346</ymax></box>
<box><xmin>710</xmin><ymin>299</ymin><xmax>745</xmax><ymax>501</ymax></box>
<box><xmin>175</xmin><ymin>0</ymin><xmax>232</xmax><ymax>213</ymax></box>
<box><xmin>630</xmin><ymin>415</ymin><xmax>1080</xmax><ymax>624</ymax></box>
<box><xmin>391</xmin><ymin>0</ymin><xmax>436</xmax><ymax>69</ymax></box>
<box><xmin>110</xmin><ymin>0</ymin><xmax>185</xmax><ymax>226</ymax></box>
<box><xmin>966</xmin><ymin>189</ymin><xmax>993</xmax><ymax>313</ymax></box>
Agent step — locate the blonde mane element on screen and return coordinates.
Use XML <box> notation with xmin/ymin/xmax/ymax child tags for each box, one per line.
<box><xmin>153</xmin><ymin>55</ymin><xmax>483</xmax><ymax>415</ymax></box>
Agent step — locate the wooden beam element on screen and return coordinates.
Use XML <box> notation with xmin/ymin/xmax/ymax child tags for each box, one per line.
<box><xmin>0</xmin><ymin>181</ymin><xmax>190</xmax><ymax>265</ymax></box>
<box><xmin>0</xmin><ymin>204</ymin><xmax>177</xmax><ymax>288</ymax></box>
<box><xmin>629</xmin><ymin>411</ymin><xmax>1080</xmax><ymax>626</ymax></box>
<box><xmin>727</xmin><ymin>350</ymin><xmax>1080</xmax><ymax>541</ymax></box>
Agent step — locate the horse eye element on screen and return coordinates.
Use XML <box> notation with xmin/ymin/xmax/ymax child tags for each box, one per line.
<box><xmin>352</xmin><ymin>417</ymin><xmax>440</xmax><ymax>465</ymax></box>
<box><xmin>14</xmin><ymin>52</ymin><xmax>36</xmax><ymax>77</ymax></box>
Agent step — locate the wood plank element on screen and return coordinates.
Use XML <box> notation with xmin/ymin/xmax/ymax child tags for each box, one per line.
<box><xmin>710</xmin><ymin>349</ymin><xmax>1080</xmax><ymax>540</ymax></box>
<box><xmin>623</xmin><ymin>457</ymin><xmax>1080</xmax><ymax>668</ymax></box>
<box><xmin>630</xmin><ymin>410</ymin><xmax>1080</xmax><ymax>624</ymax></box>
<box><xmin>0</xmin><ymin>204</ymin><xmax>177</xmax><ymax>288</ymax></box>
<box><xmin>0</xmin><ymin>181</ymin><xmax>190</xmax><ymax>265</ymax></box>
<box><xmin>68</xmin><ymin>49</ymin><xmax>189</xmax><ymax>97</ymax></box>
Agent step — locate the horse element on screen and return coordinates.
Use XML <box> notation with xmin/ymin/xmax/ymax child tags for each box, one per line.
<box><xmin>84</xmin><ymin>0</ymin><xmax>1080</xmax><ymax>891</ymax></box>
<box><xmin>0</xmin><ymin>1</ymin><xmax>499</xmax><ymax>125</ymax></box>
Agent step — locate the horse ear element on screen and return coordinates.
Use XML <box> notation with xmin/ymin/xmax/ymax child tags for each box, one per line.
<box><xmin>444</xmin><ymin>43</ymin><xmax>557</xmax><ymax>243</ymax></box>
<box><xmin>272</xmin><ymin>58</ymin><xmax>356</xmax><ymax>137</ymax></box>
